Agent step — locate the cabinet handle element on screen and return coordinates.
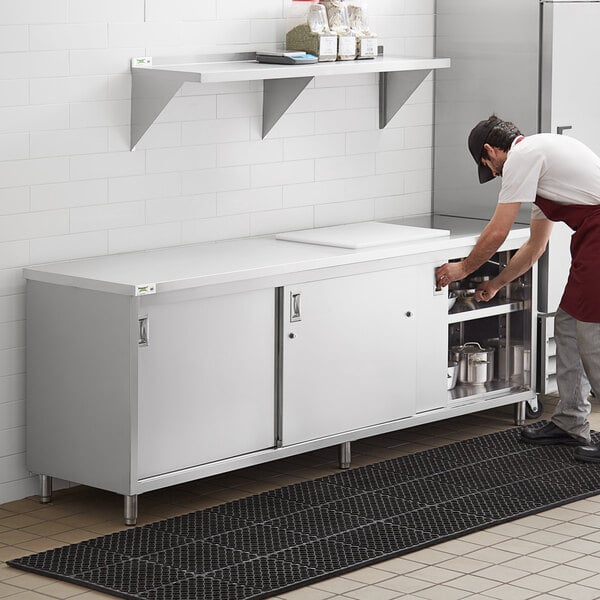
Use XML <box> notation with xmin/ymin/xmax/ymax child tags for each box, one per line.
<box><xmin>557</xmin><ymin>125</ymin><xmax>572</xmax><ymax>135</ymax></box>
<box><xmin>138</xmin><ymin>316</ymin><xmax>149</xmax><ymax>347</ymax></box>
<box><xmin>290</xmin><ymin>292</ymin><xmax>301</xmax><ymax>322</ymax></box>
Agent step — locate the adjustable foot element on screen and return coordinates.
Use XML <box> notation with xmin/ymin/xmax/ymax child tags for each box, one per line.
<box><xmin>514</xmin><ymin>400</ymin><xmax>526</xmax><ymax>426</ymax></box>
<box><xmin>339</xmin><ymin>441</ymin><xmax>351</xmax><ymax>469</ymax></box>
<box><xmin>124</xmin><ymin>495</ymin><xmax>138</xmax><ymax>526</ymax></box>
<box><xmin>39</xmin><ymin>475</ymin><xmax>52</xmax><ymax>504</ymax></box>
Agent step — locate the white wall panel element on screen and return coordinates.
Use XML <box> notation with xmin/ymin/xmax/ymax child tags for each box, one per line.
<box><xmin>0</xmin><ymin>0</ymin><xmax>436</xmax><ymax>504</ymax></box>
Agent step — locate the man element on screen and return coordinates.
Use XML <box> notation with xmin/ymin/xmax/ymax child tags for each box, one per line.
<box><xmin>435</xmin><ymin>115</ymin><xmax>600</xmax><ymax>463</ymax></box>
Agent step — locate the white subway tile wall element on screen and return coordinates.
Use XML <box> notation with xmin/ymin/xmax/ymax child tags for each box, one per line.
<box><xmin>0</xmin><ymin>0</ymin><xmax>435</xmax><ymax>503</ymax></box>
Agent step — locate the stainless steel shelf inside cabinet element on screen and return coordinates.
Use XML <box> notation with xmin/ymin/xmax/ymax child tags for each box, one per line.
<box><xmin>448</xmin><ymin>300</ymin><xmax>525</xmax><ymax>324</ymax></box>
<box><xmin>449</xmin><ymin>380</ymin><xmax>523</xmax><ymax>404</ymax></box>
<box><xmin>130</xmin><ymin>53</ymin><xmax>451</xmax><ymax>150</ymax></box>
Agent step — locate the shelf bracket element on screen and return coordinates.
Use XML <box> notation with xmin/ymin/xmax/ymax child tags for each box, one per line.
<box><xmin>379</xmin><ymin>69</ymin><xmax>431</xmax><ymax>129</ymax></box>
<box><xmin>131</xmin><ymin>68</ymin><xmax>200</xmax><ymax>150</ymax></box>
<box><xmin>263</xmin><ymin>77</ymin><xmax>313</xmax><ymax>139</ymax></box>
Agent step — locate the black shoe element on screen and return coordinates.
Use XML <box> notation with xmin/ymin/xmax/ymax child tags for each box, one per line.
<box><xmin>521</xmin><ymin>422</ymin><xmax>583</xmax><ymax>446</ymax></box>
<box><xmin>574</xmin><ymin>445</ymin><xmax>600</xmax><ymax>463</ymax></box>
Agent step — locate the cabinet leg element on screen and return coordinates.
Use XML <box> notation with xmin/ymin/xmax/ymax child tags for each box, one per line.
<box><xmin>39</xmin><ymin>475</ymin><xmax>52</xmax><ymax>504</ymax></box>
<box><xmin>124</xmin><ymin>495</ymin><xmax>138</xmax><ymax>526</ymax></box>
<box><xmin>514</xmin><ymin>400</ymin><xmax>526</xmax><ymax>426</ymax></box>
<box><xmin>339</xmin><ymin>441</ymin><xmax>351</xmax><ymax>469</ymax></box>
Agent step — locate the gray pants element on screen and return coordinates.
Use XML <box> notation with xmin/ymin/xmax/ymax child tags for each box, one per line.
<box><xmin>552</xmin><ymin>308</ymin><xmax>600</xmax><ymax>444</ymax></box>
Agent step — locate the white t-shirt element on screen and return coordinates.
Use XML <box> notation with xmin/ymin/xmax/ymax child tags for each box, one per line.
<box><xmin>498</xmin><ymin>133</ymin><xmax>600</xmax><ymax>220</ymax></box>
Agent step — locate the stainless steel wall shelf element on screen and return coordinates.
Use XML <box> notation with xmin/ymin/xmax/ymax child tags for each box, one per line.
<box><xmin>130</xmin><ymin>53</ymin><xmax>451</xmax><ymax>150</ymax></box>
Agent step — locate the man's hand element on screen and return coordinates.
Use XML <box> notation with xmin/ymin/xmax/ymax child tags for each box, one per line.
<box><xmin>435</xmin><ymin>261</ymin><xmax>468</xmax><ymax>288</ymax></box>
<box><xmin>475</xmin><ymin>279</ymin><xmax>501</xmax><ymax>302</ymax></box>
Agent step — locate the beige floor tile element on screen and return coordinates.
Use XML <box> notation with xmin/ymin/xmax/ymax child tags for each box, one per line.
<box><xmin>464</xmin><ymin>546</ymin><xmax>519</xmax><ymax>564</ymax></box>
<box><xmin>566</xmin><ymin>555</ymin><xmax>600</xmax><ymax>573</ymax></box>
<box><xmin>36</xmin><ymin>579</ymin><xmax>88</xmax><ymax>599</ymax></box>
<box><xmin>500</xmin><ymin>555</ymin><xmax>557</xmax><ymax>573</ymax></box>
<box><xmin>539</xmin><ymin>564</ymin><xmax>596</xmax><ymax>584</ymax></box>
<box><xmin>445</xmin><ymin>574</ymin><xmax>500</xmax><ymax>593</ymax></box>
<box><xmin>0</xmin><ymin>500</ymin><xmax>41</xmax><ymax>515</ymax></box>
<box><xmin>491</xmin><ymin>538</ymin><xmax>545</xmax><ymax>555</ymax></box>
<box><xmin>557</xmin><ymin>538</ymin><xmax>600</xmax><ymax>555</ymax></box>
<box><xmin>514</xmin><ymin>514</ymin><xmax>561</xmax><ymax>529</ymax></box>
<box><xmin>407</xmin><ymin>565</ymin><xmax>461</xmax><ymax>585</ymax></box>
<box><xmin>342</xmin><ymin>567</ymin><xmax>395</xmax><ymax>585</ymax></box>
<box><xmin>542</xmin><ymin>506</ymin><xmax>589</xmax><ymax>522</ymax></box>
<box><xmin>570</xmin><ymin>513</ymin><xmax>600</xmax><ymax>529</ymax></box>
<box><xmin>312</xmin><ymin>578</ymin><xmax>365</xmax><ymax>595</ymax></box>
<box><xmin>529</xmin><ymin>546</ymin><xmax>584</xmax><ymax>564</ymax></box>
<box><xmin>486</xmin><ymin>523</ymin><xmax>535</xmax><ymax>537</ymax></box>
<box><xmin>0</xmin><ymin>592</ymin><xmax>51</xmax><ymax>600</ymax></box>
<box><xmin>376</xmin><ymin>574</ymin><xmax>432</xmax><ymax>593</ymax></box>
<box><xmin>432</xmin><ymin>539</ymin><xmax>481</xmax><ymax>556</ymax></box>
<box><xmin>414</xmin><ymin>585</ymin><xmax>472</xmax><ymax>600</ymax></box>
<box><xmin>0</xmin><ymin>515</ymin><xmax>45</xmax><ymax>530</ymax></box>
<box><xmin>0</xmin><ymin>532</ymin><xmax>39</xmax><ymax>546</ymax></box>
<box><xmin>480</xmin><ymin>583</ymin><xmax>538</xmax><ymax>600</ymax></box>
<box><xmin>0</xmin><ymin>582</ymin><xmax>26</xmax><ymax>599</ymax></box>
<box><xmin>20</xmin><ymin>522</ymin><xmax>74</xmax><ymax>537</ymax></box>
<box><xmin>48</xmin><ymin>530</ymin><xmax>96</xmax><ymax>544</ymax></box>
<box><xmin>3</xmin><ymin>571</ymin><xmax>53</xmax><ymax>590</ymax></box>
<box><xmin>475</xmin><ymin>564</ymin><xmax>530</xmax><ymax>583</ymax></box>
<box><xmin>580</xmin><ymin>574</ymin><xmax>600</xmax><ymax>588</ymax></box>
<box><xmin>343</xmin><ymin>586</ymin><xmax>401</xmax><ymax>600</ymax></box>
<box><xmin>0</xmin><ymin>547</ymin><xmax>29</xmax><ymax>562</ymax></box>
<box><xmin>548</xmin><ymin>583</ymin><xmax>600</xmax><ymax>600</ymax></box>
<box><xmin>511</xmin><ymin>573</ymin><xmax>567</xmax><ymax>593</ymax></box>
<box><xmin>567</xmin><ymin>499</ymin><xmax>600</xmax><ymax>514</ymax></box>
<box><xmin>459</xmin><ymin>531</ymin><xmax>508</xmax><ymax>547</ymax></box>
<box><xmin>14</xmin><ymin>537</ymin><xmax>63</xmax><ymax>553</ymax></box>
<box><xmin>437</xmin><ymin>556</ymin><xmax>491</xmax><ymax>574</ymax></box>
<box><xmin>374</xmin><ymin>557</ymin><xmax>425</xmax><ymax>576</ymax></box>
<box><xmin>518</xmin><ymin>529</ymin><xmax>572</xmax><ymax>546</ymax></box>
<box><xmin>404</xmin><ymin>548</ymin><xmax>456</xmax><ymax>566</ymax></box>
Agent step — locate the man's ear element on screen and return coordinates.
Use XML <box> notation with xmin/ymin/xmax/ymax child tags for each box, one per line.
<box><xmin>483</xmin><ymin>142</ymin><xmax>494</xmax><ymax>157</ymax></box>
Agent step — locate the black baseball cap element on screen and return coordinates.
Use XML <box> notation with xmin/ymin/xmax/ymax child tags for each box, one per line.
<box><xmin>468</xmin><ymin>116</ymin><xmax>501</xmax><ymax>184</ymax></box>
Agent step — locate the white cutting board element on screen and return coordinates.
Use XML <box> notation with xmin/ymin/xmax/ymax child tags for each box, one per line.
<box><xmin>276</xmin><ymin>221</ymin><xmax>450</xmax><ymax>249</ymax></box>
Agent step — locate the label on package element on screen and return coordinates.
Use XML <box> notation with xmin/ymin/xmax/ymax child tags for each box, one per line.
<box><xmin>319</xmin><ymin>35</ymin><xmax>337</xmax><ymax>58</ymax></box>
<box><xmin>338</xmin><ymin>35</ymin><xmax>357</xmax><ymax>57</ymax></box>
<box><xmin>359</xmin><ymin>37</ymin><xmax>378</xmax><ymax>58</ymax></box>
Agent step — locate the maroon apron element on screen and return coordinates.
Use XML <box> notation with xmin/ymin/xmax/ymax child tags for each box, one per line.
<box><xmin>534</xmin><ymin>195</ymin><xmax>600</xmax><ymax>322</ymax></box>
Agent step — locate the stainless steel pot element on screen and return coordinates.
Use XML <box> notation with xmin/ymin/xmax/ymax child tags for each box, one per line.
<box><xmin>447</xmin><ymin>360</ymin><xmax>458</xmax><ymax>390</ymax></box>
<box><xmin>451</xmin><ymin>342</ymin><xmax>494</xmax><ymax>384</ymax></box>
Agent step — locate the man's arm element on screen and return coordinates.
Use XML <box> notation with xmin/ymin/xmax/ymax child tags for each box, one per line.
<box><xmin>436</xmin><ymin>202</ymin><xmax>522</xmax><ymax>287</ymax></box>
<box><xmin>475</xmin><ymin>216</ymin><xmax>553</xmax><ymax>301</ymax></box>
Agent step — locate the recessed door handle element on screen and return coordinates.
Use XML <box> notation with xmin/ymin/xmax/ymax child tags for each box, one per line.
<box><xmin>557</xmin><ymin>125</ymin><xmax>572</xmax><ymax>135</ymax></box>
<box><xmin>290</xmin><ymin>292</ymin><xmax>301</xmax><ymax>322</ymax></box>
<box><xmin>138</xmin><ymin>316</ymin><xmax>149</xmax><ymax>347</ymax></box>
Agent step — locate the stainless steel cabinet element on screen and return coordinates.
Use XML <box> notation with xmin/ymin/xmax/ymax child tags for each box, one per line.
<box><xmin>25</xmin><ymin>232</ymin><xmax>535</xmax><ymax>525</ymax></box>
<box><xmin>281</xmin><ymin>263</ymin><xmax>447</xmax><ymax>446</ymax></box>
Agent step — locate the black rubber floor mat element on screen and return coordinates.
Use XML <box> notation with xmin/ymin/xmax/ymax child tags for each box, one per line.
<box><xmin>9</xmin><ymin>421</ymin><xmax>600</xmax><ymax>600</ymax></box>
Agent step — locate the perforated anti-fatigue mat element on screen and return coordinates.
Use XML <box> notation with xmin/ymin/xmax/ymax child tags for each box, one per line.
<box><xmin>9</xmin><ymin>422</ymin><xmax>600</xmax><ymax>600</ymax></box>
